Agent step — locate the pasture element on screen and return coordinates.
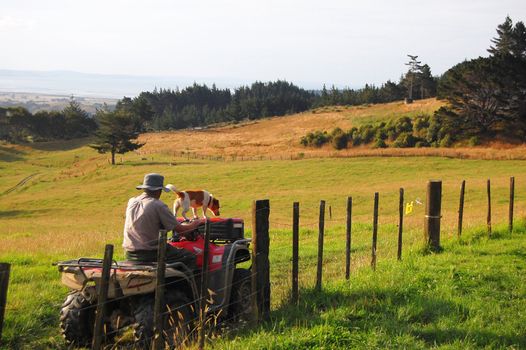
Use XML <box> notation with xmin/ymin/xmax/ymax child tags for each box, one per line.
<box><xmin>1</xmin><ymin>139</ymin><xmax>525</xmax><ymax>348</ymax></box>
<box><xmin>1</xmin><ymin>98</ymin><xmax>526</xmax><ymax>348</ymax></box>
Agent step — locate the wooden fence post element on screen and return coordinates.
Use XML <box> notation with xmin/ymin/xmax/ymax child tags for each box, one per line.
<box><xmin>329</xmin><ymin>205</ymin><xmax>332</xmax><ymax>220</ymax></box>
<box><xmin>198</xmin><ymin>221</ymin><xmax>211</xmax><ymax>350</ymax></box>
<box><xmin>0</xmin><ymin>263</ymin><xmax>10</xmax><ymax>344</ymax></box>
<box><xmin>345</xmin><ymin>197</ymin><xmax>352</xmax><ymax>280</ymax></box>
<box><xmin>487</xmin><ymin>179</ymin><xmax>492</xmax><ymax>236</ymax></box>
<box><xmin>509</xmin><ymin>176</ymin><xmax>515</xmax><ymax>234</ymax></box>
<box><xmin>316</xmin><ymin>200</ymin><xmax>325</xmax><ymax>291</ymax></box>
<box><xmin>251</xmin><ymin>200</ymin><xmax>270</xmax><ymax>322</ymax></box>
<box><xmin>371</xmin><ymin>193</ymin><xmax>379</xmax><ymax>271</ymax></box>
<box><xmin>92</xmin><ymin>244</ymin><xmax>114</xmax><ymax>350</ymax></box>
<box><xmin>458</xmin><ymin>180</ymin><xmax>465</xmax><ymax>238</ymax></box>
<box><xmin>153</xmin><ymin>230</ymin><xmax>167</xmax><ymax>350</ymax></box>
<box><xmin>397</xmin><ymin>188</ymin><xmax>404</xmax><ymax>261</ymax></box>
<box><xmin>292</xmin><ymin>202</ymin><xmax>299</xmax><ymax>304</ymax></box>
<box><xmin>425</xmin><ymin>181</ymin><xmax>442</xmax><ymax>251</ymax></box>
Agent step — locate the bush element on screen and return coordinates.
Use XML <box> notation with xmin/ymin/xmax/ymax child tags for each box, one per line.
<box><xmin>415</xmin><ymin>140</ymin><xmax>429</xmax><ymax>148</ymax></box>
<box><xmin>300</xmin><ymin>130</ymin><xmax>330</xmax><ymax>147</ymax></box>
<box><xmin>375</xmin><ymin>128</ymin><xmax>388</xmax><ymax>141</ymax></box>
<box><xmin>393</xmin><ymin>132</ymin><xmax>417</xmax><ymax>148</ymax></box>
<box><xmin>468</xmin><ymin>136</ymin><xmax>480</xmax><ymax>146</ymax></box>
<box><xmin>439</xmin><ymin>134</ymin><xmax>453</xmax><ymax>147</ymax></box>
<box><xmin>414</xmin><ymin>115</ymin><xmax>430</xmax><ymax>131</ymax></box>
<box><xmin>395</xmin><ymin>116</ymin><xmax>413</xmax><ymax>134</ymax></box>
<box><xmin>359</xmin><ymin>126</ymin><xmax>375</xmax><ymax>144</ymax></box>
<box><xmin>332</xmin><ymin>133</ymin><xmax>349</xmax><ymax>150</ymax></box>
<box><xmin>331</xmin><ymin>127</ymin><xmax>344</xmax><ymax>137</ymax></box>
<box><xmin>352</xmin><ymin>134</ymin><xmax>363</xmax><ymax>146</ymax></box>
<box><xmin>426</xmin><ymin>115</ymin><xmax>442</xmax><ymax>144</ymax></box>
<box><xmin>373</xmin><ymin>138</ymin><xmax>387</xmax><ymax>148</ymax></box>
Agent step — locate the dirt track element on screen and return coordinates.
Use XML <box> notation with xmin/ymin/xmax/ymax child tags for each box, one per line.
<box><xmin>2</xmin><ymin>173</ymin><xmax>39</xmax><ymax>195</ymax></box>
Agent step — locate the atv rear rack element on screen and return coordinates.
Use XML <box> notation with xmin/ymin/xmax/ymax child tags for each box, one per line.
<box><xmin>56</xmin><ymin>258</ymin><xmax>193</xmax><ymax>274</ymax></box>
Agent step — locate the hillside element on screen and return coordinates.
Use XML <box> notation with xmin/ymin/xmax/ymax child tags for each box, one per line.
<box><xmin>0</xmin><ymin>135</ymin><xmax>526</xmax><ymax>349</ymax></box>
<box><xmin>1</xmin><ymin>98</ymin><xmax>526</xmax><ymax>348</ymax></box>
<box><xmin>138</xmin><ymin>98</ymin><xmax>526</xmax><ymax>160</ymax></box>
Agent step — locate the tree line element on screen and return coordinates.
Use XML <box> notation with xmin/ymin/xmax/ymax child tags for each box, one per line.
<box><xmin>0</xmin><ymin>100</ymin><xmax>97</xmax><ymax>143</ymax></box>
<box><xmin>1</xmin><ymin>16</ymin><xmax>524</xmax><ymax>160</ymax></box>
<box><xmin>0</xmin><ymin>66</ymin><xmax>438</xmax><ymax>146</ymax></box>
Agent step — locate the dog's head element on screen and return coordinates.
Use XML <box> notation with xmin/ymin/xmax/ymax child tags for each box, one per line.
<box><xmin>210</xmin><ymin>198</ymin><xmax>220</xmax><ymax>216</ymax></box>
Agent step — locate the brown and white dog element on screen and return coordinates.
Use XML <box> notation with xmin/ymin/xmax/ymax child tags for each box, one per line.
<box><xmin>166</xmin><ymin>184</ymin><xmax>220</xmax><ymax>220</ymax></box>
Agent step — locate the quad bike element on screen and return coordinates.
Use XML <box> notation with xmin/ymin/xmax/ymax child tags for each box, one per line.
<box><xmin>56</xmin><ymin>218</ymin><xmax>252</xmax><ymax>348</ymax></box>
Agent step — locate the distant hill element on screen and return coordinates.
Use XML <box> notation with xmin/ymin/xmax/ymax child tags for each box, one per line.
<box><xmin>139</xmin><ymin>98</ymin><xmax>445</xmax><ymax>156</ymax></box>
<box><xmin>0</xmin><ymin>69</ymin><xmax>239</xmax><ymax>99</ymax></box>
<box><xmin>0</xmin><ymin>91</ymin><xmax>117</xmax><ymax>114</ymax></box>
<box><xmin>137</xmin><ymin>98</ymin><xmax>526</xmax><ymax>160</ymax></box>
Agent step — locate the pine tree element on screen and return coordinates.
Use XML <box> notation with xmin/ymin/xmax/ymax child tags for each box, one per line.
<box><xmin>89</xmin><ymin>110</ymin><xmax>143</xmax><ymax>165</ymax></box>
<box><xmin>405</xmin><ymin>55</ymin><xmax>422</xmax><ymax>101</ymax></box>
<box><xmin>488</xmin><ymin>16</ymin><xmax>515</xmax><ymax>55</ymax></box>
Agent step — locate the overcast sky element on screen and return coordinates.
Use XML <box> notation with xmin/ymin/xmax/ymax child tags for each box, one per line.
<box><xmin>1</xmin><ymin>0</ymin><xmax>525</xmax><ymax>88</ymax></box>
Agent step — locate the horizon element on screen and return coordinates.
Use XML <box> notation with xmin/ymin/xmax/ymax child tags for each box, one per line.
<box><xmin>1</xmin><ymin>0</ymin><xmax>525</xmax><ymax>98</ymax></box>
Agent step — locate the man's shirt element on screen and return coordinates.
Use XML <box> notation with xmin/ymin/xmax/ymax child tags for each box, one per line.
<box><xmin>123</xmin><ymin>193</ymin><xmax>177</xmax><ymax>251</ymax></box>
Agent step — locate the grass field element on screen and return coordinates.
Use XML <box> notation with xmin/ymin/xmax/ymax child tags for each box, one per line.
<box><xmin>1</xmin><ymin>139</ymin><xmax>525</xmax><ymax>349</ymax></box>
<box><xmin>1</xmin><ymin>100</ymin><xmax>526</xmax><ymax>348</ymax></box>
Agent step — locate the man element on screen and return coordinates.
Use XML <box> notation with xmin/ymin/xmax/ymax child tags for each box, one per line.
<box><xmin>123</xmin><ymin>173</ymin><xmax>205</xmax><ymax>265</ymax></box>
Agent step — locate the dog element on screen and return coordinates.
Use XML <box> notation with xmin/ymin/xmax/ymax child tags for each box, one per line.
<box><xmin>166</xmin><ymin>184</ymin><xmax>220</xmax><ymax>220</ymax></box>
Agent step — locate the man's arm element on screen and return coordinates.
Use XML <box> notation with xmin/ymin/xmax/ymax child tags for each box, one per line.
<box><xmin>158</xmin><ymin>202</ymin><xmax>178</xmax><ymax>231</ymax></box>
<box><xmin>174</xmin><ymin>218</ymin><xmax>206</xmax><ymax>235</ymax></box>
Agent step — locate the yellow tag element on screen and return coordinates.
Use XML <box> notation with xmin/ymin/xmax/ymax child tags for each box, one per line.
<box><xmin>405</xmin><ymin>201</ymin><xmax>414</xmax><ymax>215</ymax></box>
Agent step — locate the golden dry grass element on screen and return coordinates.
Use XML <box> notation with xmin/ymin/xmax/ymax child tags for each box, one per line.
<box><xmin>137</xmin><ymin>98</ymin><xmax>526</xmax><ymax>160</ymax></box>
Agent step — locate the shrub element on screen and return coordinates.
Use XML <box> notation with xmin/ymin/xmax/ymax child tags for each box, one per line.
<box><xmin>375</xmin><ymin>128</ymin><xmax>387</xmax><ymax>141</ymax></box>
<box><xmin>352</xmin><ymin>134</ymin><xmax>363</xmax><ymax>146</ymax></box>
<box><xmin>426</xmin><ymin>115</ymin><xmax>442</xmax><ymax>144</ymax></box>
<box><xmin>395</xmin><ymin>116</ymin><xmax>413</xmax><ymax>134</ymax></box>
<box><xmin>331</xmin><ymin>127</ymin><xmax>344</xmax><ymax>137</ymax></box>
<box><xmin>393</xmin><ymin>132</ymin><xmax>417</xmax><ymax>148</ymax></box>
<box><xmin>415</xmin><ymin>140</ymin><xmax>429</xmax><ymax>148</ymax></box>
<box><xmin>468</xmin><ymin>136</ymin><xmax>480</xmax><ymax>146</ymax></box>
<box><xmin>332</xmin><ymin>133</ymin><xmax>349</xmax><ymax>150</ymax></box>
<box><xmin>300</xmin><ymin>130</ymin><xmax>330</xmax><ymax>147</ymax></box>
<box><xmin>359</xmin><ymin>126</ymin><xmax>375</xmax><ymax>144</ymax></box>
<box><xmin>373</xmin><ymin>138</ymin><xmax>387</xmax><ymax>148</ymax></box>
<box><xmin>439</xmin><ymin>134</ymin><xmax>453</xmax><ymax>147</ymax></box>
<box><xmin>414</xmin><ymin>115</ymin><xmax>430</xmax><ymax>131</ymax></box>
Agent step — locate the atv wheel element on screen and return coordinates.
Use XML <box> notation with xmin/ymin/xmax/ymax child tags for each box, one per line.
<box><xmin>59</xmin><ymin>292</ymin><xmax>96</xmax><ymax>347</ymax></box>
<box><xmin>229</xmin><ymin>268</ymin><xmax>253</xmax><ymax>322</ymax></box>
<box><xmin>133</xmin><ymin>291</ymin><xmax>194</xmax><ymax>349</ymax></box>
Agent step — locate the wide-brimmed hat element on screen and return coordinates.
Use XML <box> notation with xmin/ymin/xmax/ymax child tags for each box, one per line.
<box><xmin>136</xmin><ymin>173</ymin><xmax>170</xmax><ymax>192</ymax></box>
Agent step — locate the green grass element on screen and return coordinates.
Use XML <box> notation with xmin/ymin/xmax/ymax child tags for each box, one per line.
<box><xmin>212</xmin><ymin>222</ymin><xmax>526</xmax><ymax>349</ymax></box>
<box><xmin>0</xmin><ymin>140</ymin><xmax>525</xmax><ymax>349</ymax></box>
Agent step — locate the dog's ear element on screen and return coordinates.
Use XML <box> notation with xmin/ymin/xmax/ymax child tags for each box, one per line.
<box><xmin>214</xmin><ymin>198</ymin><xmax>220</xmax><ymax>207</ymax></box>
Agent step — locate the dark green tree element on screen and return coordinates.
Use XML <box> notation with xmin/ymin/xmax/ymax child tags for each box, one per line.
<box><xmin>89</xmin><ymin>109</ymin><xmax>143</xmax><ymax>165</ymax></box>
<box><xmin>438</xmin><ymin>17</ymin><xmax>526</xmax><ymax>138</ymax></box>
<box><xmin>488</xmin><ymin>16</ymin><xmax>515</xmax><ymax>56</ymax></box>
<box><xmin>62</xmin><ymin>99</ymin><xmax>96</xmax><ymax>138</ymax></box>
<box><xmin>115</xmin><ymin>95</ymin><xmax>154</xmax><ymax>131</ymax></box>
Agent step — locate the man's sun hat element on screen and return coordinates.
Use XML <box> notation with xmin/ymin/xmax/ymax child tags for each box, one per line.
<box><xmin>136</xmin><ymin>173</ymin><xmax>171</xmax><ymax>192</ymax></box>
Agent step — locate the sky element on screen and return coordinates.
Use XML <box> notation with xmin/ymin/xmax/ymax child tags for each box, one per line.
<box><xmin>1</xmin><ymin>0</ymin><xmax>525</xmax><ymax>90</ymax></box>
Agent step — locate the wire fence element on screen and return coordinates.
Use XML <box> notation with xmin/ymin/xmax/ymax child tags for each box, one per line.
<box><xmin>0</xmin><ymin>176</ymin><xmax>523</xmax><ymax>349</ymax></box>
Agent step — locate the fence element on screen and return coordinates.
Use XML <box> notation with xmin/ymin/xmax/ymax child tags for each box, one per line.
<box><xmin>0</xmin><ymin>177</ymin><xmax>520</xmax><ymax>349</ymax></box>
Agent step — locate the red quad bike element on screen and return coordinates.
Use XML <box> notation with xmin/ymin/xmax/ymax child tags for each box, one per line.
<box><xmin>57</xmin><ymin>218</ymin><xmax>252</xmax><ymax>349</ymax></box>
